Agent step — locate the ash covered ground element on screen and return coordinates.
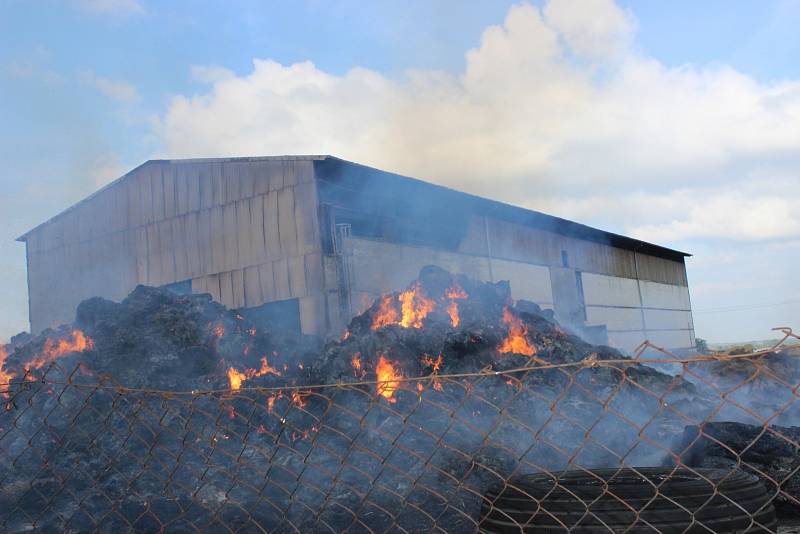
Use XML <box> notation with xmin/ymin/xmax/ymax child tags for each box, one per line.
<box><xmin>0</xmin><ymin>266</ymin><xmax>797</xmax><ymax>532</ymax></box>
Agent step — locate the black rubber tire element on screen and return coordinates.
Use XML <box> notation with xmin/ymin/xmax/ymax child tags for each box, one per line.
<box><xmin>480</xmin><ymin>467</ymin><xmax>777</xmax><ymax>533</ymax></box>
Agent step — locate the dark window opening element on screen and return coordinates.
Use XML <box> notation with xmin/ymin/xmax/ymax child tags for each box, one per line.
<box><xmin>561</xmin><ymin>250</ymin><xmax>569</xmax><ymax>267</ymax></box>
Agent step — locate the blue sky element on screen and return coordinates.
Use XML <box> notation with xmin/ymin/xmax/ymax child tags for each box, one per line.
<box><xmin>1</xmin><ymin>0</ymin><xmax>799</xmax><ymax>343</ymax></box>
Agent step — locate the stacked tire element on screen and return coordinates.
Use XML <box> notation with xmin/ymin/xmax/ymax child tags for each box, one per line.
<box><xmin>480</xmin><ymin>467</ymin><xmax>776</xmax><ymax>533</ymax></box>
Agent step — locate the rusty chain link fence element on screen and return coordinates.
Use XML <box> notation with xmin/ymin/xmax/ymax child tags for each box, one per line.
<box><xmin>1</xmin><ymin>328</ymin><xmax>798</xmax><ymax>533</ymax></box>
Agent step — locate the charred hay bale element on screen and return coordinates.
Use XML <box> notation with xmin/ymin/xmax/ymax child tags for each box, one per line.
<box><xmin>686</xmin><ymin>348</ymin><xmax>800</xmax><ymax>427</ymax></box>
<box><xmin>678</xmin><ymin>421</ymin><xmax>800</xmax><ymax>518</ymax></box>
<box><xmin>2</xmin><ymin>265</ymin><xmax>764</xmax><ymax>532</ymax></box>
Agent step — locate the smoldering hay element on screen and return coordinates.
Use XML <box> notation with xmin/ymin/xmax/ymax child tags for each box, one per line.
<box><xmin>0</xmin><ymin>265</ymin><xmax>797</xmax><ymax>531</ymax></box>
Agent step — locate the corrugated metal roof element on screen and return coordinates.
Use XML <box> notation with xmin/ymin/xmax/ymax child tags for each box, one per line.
<box><xmin>318</xmin><ymin>157</ymin><xmax>691</xmax><ymax>260</ymax></box>
<box><xmin>15</xmin><ymin>155</ymin><xmax>328</xmax><ymax>241</ymax></box>
<box><xmin>16</xmin><ymin>155</ymin><xmax>690</xmax><ymax>260</ymax></box>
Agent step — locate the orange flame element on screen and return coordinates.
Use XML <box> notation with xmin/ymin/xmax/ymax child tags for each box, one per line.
<box><xmin>371</xmin><ymin>294</ymin><xmax>400</xmax><ymax>330</ymax></box>
<box><xmin>341</xmin><ymin>328</ymin><xmax>350</xmax><ymax>341</ymax></box>
<box><xmin>258</xmin><ymin>356</ymin><xmax>282</xmax><ymax>377</ymax></box>
<box><xmin>291</xmin><ymin>390</ymin><xmax>307</xmax><ymax>409</ymax></box>
<box><xmin>445</xmin><ymin>284</ymin><xmax>468</xmax><ymax>300</ymax></box>
<box><xmin>421</xmin><ymin>354</ymin><xmax>443</xmax><ymax>372</ymax></box>
<box><xmin>0</xmin><ymin>344</ymin><xmax>13</xmax><ymax>399</ymax></box>
<box><xmin>212</xmin><ymin>323</ymin><xmax>225</xmax><ymax>339</ymax></box>
<box><xmin>372</xmin><ymin>280</ymin><xmax>466</xmax><ymax>331</ymax></box>
<box><xmin>351</xmin><ymin>352</ymin><xmax>365</xmax><ymax>377</ymax></box>
<box><xmin>227</xmin><ymin>355</ymin><xmax>282</xmax><ymax>390</ymax></box>
<box><xmin>291</xmin><ymin>424</ymin><xmax>319</xmax><ymax>442</ymax></box>
<box><xmin>42</xmin><ymin>330</ymin><xmax>93</xmax><ymax>361</ymax></box>
<box><xmin>399</xmin><ymin>281</ymin><xmax>436</xmax><ymax>328</ymax></box>
<box><xmin>267</xmin><ymin>392</ymin><xmax>282</xmax><ymax>414</ymax></box>
<box><xmin>26</xmin><ymin>330</ymin><xmax>94</xmax><ymax>372</ymax></box>
<box><xmin>447</xmin><ymin>302</ymin><xmax>460</xmax><ymax>328</ymax></box>
<box><xmin>421</xmin><ymin>354</ymin><xmax>444</xmax><ymax>392</ymax></box>
<box><xmin>498</xmin><ymin>307</ymin><xmax>536</xmax><ymax>356</ymax></box>
<box><xmin>227</xmin><ymin>367</ymin><xmax>247</xmax><ymax>391</ymax></box>
<box><xmin>445</xmin><ymin>284</ymin><xmax>468</xmax><ymax>328</ymax></box>
<box><xmin>376</xmin><ymin>354</ymin><xmax>402</xmax><ymax>403</ymax></box>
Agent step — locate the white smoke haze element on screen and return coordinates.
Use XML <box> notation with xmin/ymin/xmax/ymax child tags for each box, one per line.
<box><xmin>2</xmin><ymin>0</ymin><xmax>796</xmax><ymax>346</ymax></box>
<box><xmin>73</xmin><ymin>0</ymin><xmax>144</xmax><ymax>16</ymax></box>
<box><xmin>155</xmin><ymin>0</ymin><xmax>800</xmax><ymax>245</ymax></box>
<box><xmin>82</xmin><ymin>71</ymin><xmax>142</xmax><ymax>104</ymax></box>
<box><xmin>139</xmin><ymin>0</ymin><xmax>800</xmax><ymax>342</ymax></box>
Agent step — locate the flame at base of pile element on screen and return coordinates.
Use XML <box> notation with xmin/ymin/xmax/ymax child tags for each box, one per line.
<box><xmin>376</xmin><ymin>354</ymin><xmax>402</xmax><ymax>403</ymax></box>
<box><xmin>3</xmin><ymin>268</ymin><xmax>795</xmax><ymax>533</ymax></box>
<box><xmin>498</xmin><ymin>307</ymin><xmax>537</xmax><ymax>357</ymax></box>
<box><xmin>1</xmin><ymin>330</ymin><xmax>94</xmax><ymax>399</ymax></box>
<box><xmin>370</xmin><ymin>278</ymin><xmax>469</xmax><ymax>332</ymax></box>
<box><xmin>227</xmin><ymin>356</ymin><xmax>282</xmax><ymax>390</ymax></box>
<box><xmin>0</xmin><ymin>345</ymin><xmax>11</xmax><ymax>399</ymax></box>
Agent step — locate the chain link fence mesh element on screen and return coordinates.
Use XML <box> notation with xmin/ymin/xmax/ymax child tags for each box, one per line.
<box><xmin>1</xmin><ymin>328</ymin><xmax>798</xmax><ymax>533</ymax></box>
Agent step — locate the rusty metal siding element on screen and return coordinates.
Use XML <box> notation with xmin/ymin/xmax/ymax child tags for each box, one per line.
<box><xmin>635</xmin><ymin>252</ymin><xmax>688</xmax><ymax>286</ymax></box>
<box><xmin>482</xmin><ymin>217</ymin><xmax>639</xmax><ymax>278</ymax></box>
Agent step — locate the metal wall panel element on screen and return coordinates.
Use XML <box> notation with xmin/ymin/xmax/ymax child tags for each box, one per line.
<box><xmin>635</xmin><ymin>253</ymin><xmax>688</xmax><ymax>286</ymax></box>
<box><xmin>348</xmin><ymin>238</ymin><xmax>492</xmax><ymax>296</ymax></box>
<box><xmin>647</xmin><ymin>330</ymin><xmax>695</xmax><ymax>350</ymax></box>
<box><xmin>640</xmin><ymin>281</ymin><xmax>691</xmax><ymax>310</ymax></box>
<box><xmin>23</xmin><ymin>158</ymin><xmax>326</xmax><ymax>334</ymax></box>
<box><xmin>491</xmin><ymin>258</ymin><xmax>554</xmax><ymax>305</ymax></box>
<box><xmin>484</xmin><ymin>218</ymin><xmax>639</xmax><ymax>279</ymax></box>
<box><xmin>579</xmin><ymin>272</ymin><xmax>694</xmax><ymax>351</ymax></box>
<box><xmin>581</xmin><ymin>273</ymin><xmax>641</xmax><ymax>308</ymax></box>
<box><xmin>585</xmin><ymin>306</ymin><xmax>644</xmax><ymax>331</ymax></box>
<box><xmin>644</xmin><ymin>309</ymin><xmax>694</xmax><ymax>331</ymax></box>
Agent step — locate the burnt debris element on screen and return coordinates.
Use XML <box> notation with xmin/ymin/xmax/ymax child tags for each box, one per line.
<box><xmin>0</xmin><ymin>266</ymin><xmax>797</xmax><ymax>532</ymax></box>
<box><xmin>679</xmin><ymin>422</ymin><xmax>800</xmax><ymax>518</ymax></box>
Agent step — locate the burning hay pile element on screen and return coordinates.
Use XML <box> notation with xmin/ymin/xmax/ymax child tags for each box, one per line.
<box><xmin>0</xmin><ymin>266</ymin><xmax>797</xmax><ymax>532</ymax></box>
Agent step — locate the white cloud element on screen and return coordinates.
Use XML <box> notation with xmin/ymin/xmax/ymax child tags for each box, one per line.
<box><xmin>74</xmin><ymin>0</ymin><xmax>144</xmax><ymax>15</ymax></box>
<box><xmin>530</xmin><ymin>181</ymin><xmax>800</xmax><ymax>242</ymax></box>
<box><xmin>5</xmin><ymin>47</ymin><xmax>63</xmax><ymax>84</ymax></box>
<box><xmin>83</xmin><ymin>71</ymin><xmax>141</xmax><ymax>103</ymax></box>
<box><xmin>85</xmin><ymin>152</ymin><xmax>128</xmax><ymax>187</ymax></box>
<box><xmin>631</xmin><ymin>192</ymin><xmax>800</xmax><ymax>242</ymax></box>
<box><xmin>190</xmin><ymin>65</ymin><xmax>236</xmax><ymax>84</ymax></box>
<box><xmin>543</xmin><ymin>0</ymin><xmax>634</xmax><ymax>59</ymax></box>
<box><xmin>154</xmin><ymin>0</ymin><xmax>800</xmax><ymax>244</ymax></box>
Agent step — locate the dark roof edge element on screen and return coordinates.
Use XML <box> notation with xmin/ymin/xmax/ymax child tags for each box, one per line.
<box><xmin>150</xmin><ymin>155</ymin><xmax>328</xmax><ymax>164</ymax></box>
<box><xmin>320</xmin><ymin>156</ymin><xmax>691</xmax><ymax>261</ymax></box>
